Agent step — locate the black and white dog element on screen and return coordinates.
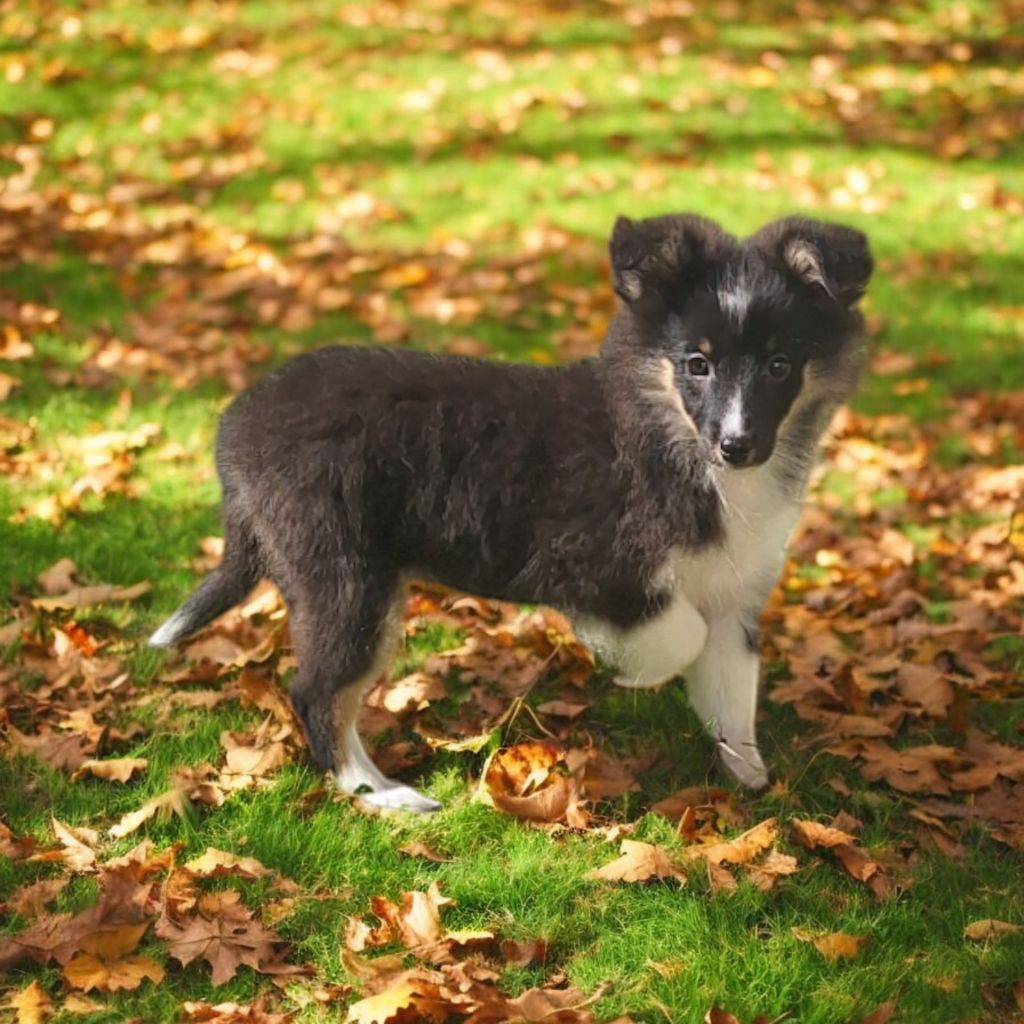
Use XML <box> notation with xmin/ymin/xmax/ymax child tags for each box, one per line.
<box><xmin>150</xmin><ymin>213</ymin><xmax>871</xmax><ymax>812</ymax></box>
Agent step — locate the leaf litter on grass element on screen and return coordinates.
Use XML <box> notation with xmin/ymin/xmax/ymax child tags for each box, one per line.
<box><xmin>2</xmin><ymin>9</ymin><xmax>1024</xmax><ymax>1019</ymax></box>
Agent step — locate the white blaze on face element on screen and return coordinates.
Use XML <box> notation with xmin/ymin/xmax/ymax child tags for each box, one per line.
<box><xmin>717</xmin><ymin>285</ymin><xmax>752</xmax><ymax>329</ymax></box>
<box><xmin>720</xmin><ymin>386</ymin><xmax>746</xmax><ymax>440</ymax></box>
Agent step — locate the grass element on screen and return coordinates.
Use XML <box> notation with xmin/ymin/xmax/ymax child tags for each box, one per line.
<box><xmin>2</xmin><ymin>1</ymin><xmax>1024</xmax><ymax>1022</ymax></box>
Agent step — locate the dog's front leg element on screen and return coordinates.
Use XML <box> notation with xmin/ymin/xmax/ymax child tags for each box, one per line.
<box><xmin>581</xmin><ymin>594</ymin><xmax>708</xmax><ymax>690</ymax></box>
<box><xmin>683</xmin><ymin>614</ymin><xmax>768</xmax><ymax>789</ymax></box>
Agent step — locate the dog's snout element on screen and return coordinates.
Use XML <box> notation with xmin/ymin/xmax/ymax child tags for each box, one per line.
<box><xmin>720</xmin><ymin>434</ymin><xmax>755</xmax><ymax>466</ymax></box>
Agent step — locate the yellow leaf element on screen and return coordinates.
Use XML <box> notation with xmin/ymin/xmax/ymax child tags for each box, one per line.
<box><xmin>5</xmin><ymin>980</ymin><xmax>52</xmax><ymax>1024</ymax></box>
<box><xmin>62</xmin><ymin>951</ymin><xmax>165</xmax><ymax>993</ymax></box>
<box><xmin>964</xmin><ymin>919</ymin><xmax>1022</xmax><ymax>942</ymax></box>
<box><xmin>345</xmin><ymin>980</ymin><xmax>418</xmax><ymax>1024</ymax></box>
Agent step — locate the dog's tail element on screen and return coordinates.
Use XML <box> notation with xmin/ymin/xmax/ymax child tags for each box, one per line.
<box><xmin>149</xmin><ymin>523</ymin><xmax>261</xmax><ymax>649</ymax></box>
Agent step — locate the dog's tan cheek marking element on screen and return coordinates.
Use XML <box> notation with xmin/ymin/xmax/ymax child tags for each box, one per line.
<box><xmin>657</xmin><ymin>357</ymin><xmax>699</xmax><ymax>436</ymax></box>
<box><xmin>697</xmin><ymin>338</ymin><xmax>712</xmax><ymax>358</ymax></box>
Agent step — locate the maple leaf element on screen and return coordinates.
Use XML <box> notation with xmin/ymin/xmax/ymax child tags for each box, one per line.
<box><xmin>345</xmin><ymin>977</ymin><xmax>447</xmax><ymax>1024</ymax></box>
<box><xmin>155</xmin><ymin>889</ymin><xmax>293</xmax><ymax>986</ymax></box>
<box><xmin>184</xmin><ymin>848</ymin><xmax>275</xmax><ymax>881</ymax></box>
<box><xmin>5</xmin><ymin>725</ymin><xmax>95</xmax><ymax>772</ymax></box>
<box><xmin>2</xmin><ymin>980</ymin><xmax>52</xmax><ymax>1024</ymax></box>
<box><xmin>62</xmin><ymin>947</ymin><xmax>165</xmax><ymax>992</ymax></box>
<box><xmin>29</xmin><ymin>817</ymin><xmax>98</xmax><ymax>872</ymax></box>
<box><xmin>585</xmin><ymin>840</ymin><xmax>687</xmax><ymax>885</ymax></box>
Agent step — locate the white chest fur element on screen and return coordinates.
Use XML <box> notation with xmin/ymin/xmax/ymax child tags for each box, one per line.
<box><xmin>576</xmin><ymin>465</ymin><xmax>800</xmax><ymax>689</ymax></box>
<box><xmin>675</xmin><ymin>465</ymin><xmax>801</xmax><ymax>617</ymax></box>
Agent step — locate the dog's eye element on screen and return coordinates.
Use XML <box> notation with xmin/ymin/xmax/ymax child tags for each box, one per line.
<box><xmin>767</xmin><ymin>354</ymin><xmax>791</xmax><ymax>380</ymax></box>
<box><xmin>686</xmin><ymin>354</ymin><xmax>710</xmax><ymax>377</ymax></box>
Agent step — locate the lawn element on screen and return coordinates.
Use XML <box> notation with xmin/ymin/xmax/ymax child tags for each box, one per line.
<box><xmin>1</xmin><ymin>2</ymin><xmax>1023</xmax><ymax>1022</ymax></box>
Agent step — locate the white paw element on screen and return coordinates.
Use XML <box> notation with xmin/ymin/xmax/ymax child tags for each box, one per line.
<box><xmin>717</xmin><ymin>740</ymin><xmax>769</xmax><ymax>790</ymax></box>
<box><xmin>612</xmin><ymin>673</ymin><xmax>672</xmax><ymax>691</ymax></box>
<box><xmin>353</xmin><ymin>784</ymin><xmax>442</xmax><ymax>814</ymax></box>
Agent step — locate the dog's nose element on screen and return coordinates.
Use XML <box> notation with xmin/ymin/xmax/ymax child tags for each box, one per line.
<box><xmin>720</xmin><ymin>435</ymin><xmax>754</xmax><ymax>465</ymax></box>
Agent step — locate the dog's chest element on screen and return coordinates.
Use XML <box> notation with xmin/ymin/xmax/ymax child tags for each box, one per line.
<box><xmin>670</xmin><ymin>467</ymin><xmax>800</xmax><ymax>615</ymax></box>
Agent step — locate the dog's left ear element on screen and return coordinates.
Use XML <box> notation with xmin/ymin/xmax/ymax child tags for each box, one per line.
<box><xmin>609</xmin><ymin>213</ymin><xmax>733</xmax><ymax>309</ymax></box>
<box><xmin>753</xmin><ymin>217</ymin><xmax>873</xmax><ymax>307</ymax></box>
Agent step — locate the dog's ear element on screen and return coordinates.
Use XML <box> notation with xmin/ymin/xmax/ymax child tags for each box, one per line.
<box><xmin>752</xmin><ymin>216</ymin><xmax>873</xmax><ymax>307</ymax></box>
<box><xmin>610</xmin><ymin>214</ymin><xmax>732</xmax><ymax>309</ymax></box>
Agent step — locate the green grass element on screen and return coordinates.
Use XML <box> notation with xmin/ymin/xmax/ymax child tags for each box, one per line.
<box><xmin>2</xmin><ymin>2</ymin><xmax>1024</xmax><ymax>1022</ymax></box>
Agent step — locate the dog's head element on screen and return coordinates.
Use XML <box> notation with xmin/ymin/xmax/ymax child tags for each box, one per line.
<box><xmin>608</xmin><ymin>213</ymin><xmax>872</xmax><ymax>468</ymax></box>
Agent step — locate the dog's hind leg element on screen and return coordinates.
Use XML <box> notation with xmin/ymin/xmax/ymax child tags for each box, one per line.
<box><xmin>683</xmin><ymin>614</ymin><xmax>768</xmax><ymax>789</ymax></box>
<box><xmin>287</xmin><ymin>577</ymin><xmax>441</xmax><ymax>814</ymax></box>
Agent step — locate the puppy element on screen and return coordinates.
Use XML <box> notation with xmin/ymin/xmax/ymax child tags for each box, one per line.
<box><xmin>150</xmin><ymin>213</ymin><xmax>872</xmax><ymax>812</ymax></box>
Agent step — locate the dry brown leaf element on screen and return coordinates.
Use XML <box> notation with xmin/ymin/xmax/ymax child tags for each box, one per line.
<box><xmin>895</xmin><ymin>663</ymin><xmax>955</xmax><ymax>718</ymax></box>
<box><xmin>482</xmin><ymin>741</ymin><xmax>576</xmax><ymax>823</ymax></box>
<box><xmin>963</xmin><ymin>919</ymin><xmax>1022</xmax><ymax>942</ymax></box>
<box><xmin>704</xmin><ymin>1009</ymin><xmax>740</xmax><ymax>1024</ymax></box>
<box><xmin>182</xmin><ymin>998</ymin><xmax>295</xmax><ymax>1023</ymax></box>
<box><xmin>791</xmin><ymin>818</ymin><xmax>858</xmax><ymax>850</ymax></box>
<box><xmin>108</xmin><ymin>788</ymin><xmax>189</xmax><ymax>840</ymax></box>
<box><xmin>857</xmin><ymin>1000</ymin><xmax>897</xmax><ymax>1024</ymax></box>
<box><xmin>71</xmin><ymin>757</ymin><xmax>148</xmax><ymax>784</ymax></box>
<box><xmin>32</xmin><ymin>581</ymin><xmax>151</xmax><ymax>611</ymax></box>
<box><xmin>585</xmin><ymin>840</ymin><xmax>686</xmax><ymax>885</ymax></box>
<box><xmin>43</xmin><ymin>818</ymin><xmax>97</xmax><ymax>872</ymax></box>
<box><xmin>687</xmin><ymin>818</ymin><xmax>778</xmax><ymax>867</ymax></box>
<box><xmin>398</xmin><ymin>841</ymin><xmax>452</xmax><ymax>863</ymax></box>
<box><xmin>156</xmin><ymin>889</ymin><xmax>292</xmax><ymax>986</ymax></box>
<box><xmin>184</xmin><ymin>848</ymin><xmax>273</xmax><ymax>880</ymax></box>
<box><xmin>37</xmin><ymin>558</ymin><xmax>78</xmax><ymax>595</ymax></box>
<box><xmin>7</xmin><ymin>878</ymin><xmax>70</xmax><ymax>920</ymax></box>
<box><xmin>744</xmin><ymin>850</ymin><xmax>800</xmax><ymax>891</ymax></box>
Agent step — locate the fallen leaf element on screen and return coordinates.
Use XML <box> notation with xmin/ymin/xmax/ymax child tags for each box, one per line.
<box><xmin>398</xmin><ymin>841</ymin><xmax>452</xmax><ymax>863</ymax></box>
<box><xmin>585</xmin><ymin>840</ymin><xmax>686</xmax><ymax>885</ymax></box>
<box><xmin>62</xmin><ymin>949</ymin><xmax>165</xmax><ymax>993</ymax></box>
<box><xmin>687</xmin><ymin>818</ymin><xmax>778</xmax><ymax>867</ymax></box>
<box><xmin>156</xmin><ymin>889</ymin><xmax>294</xmax><ymax>986</ymax></box>
<box><xmin>792</xmin><ymin>927</ymin><xmax>868</xmax><ymax>961</ymax></box>
<box><xmin>108</xmin><ymin>788</ymin><xmax>190</xmax><ymax>840</ymax></box>
<box><xmin>32</xmin><ymin>581</ymin><xmax>151</xmax><ymax>611</ymax></box>
<box><xmin>71</xmin><ymin>757</ymin><xmax>148</xmax><ymax>783</ymax></box>
<box><xmin>7</xmin><ymin>878</ymin><xmax>70</xmax><ymax>920</ymax></box>
<box><xmin>963</xmin><ymin>919</ymin><xmax>1022</xmax><ymax>942</ymax></box>
<box><xmin>857</xmin><ymin>1000</ymin><xmax>897</xmax><ymax>1024</ymax></box>
<box><xmin>3</xmin><ymin>980</ymin><xmax>52</xmax><ymax>1024</ymax></box>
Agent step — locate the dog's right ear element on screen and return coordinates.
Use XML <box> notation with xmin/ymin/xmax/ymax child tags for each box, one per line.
<box><xmin>609</xmin><ymin>214</ymin><xmax>732</xmax><ymax>309</ymax></box>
